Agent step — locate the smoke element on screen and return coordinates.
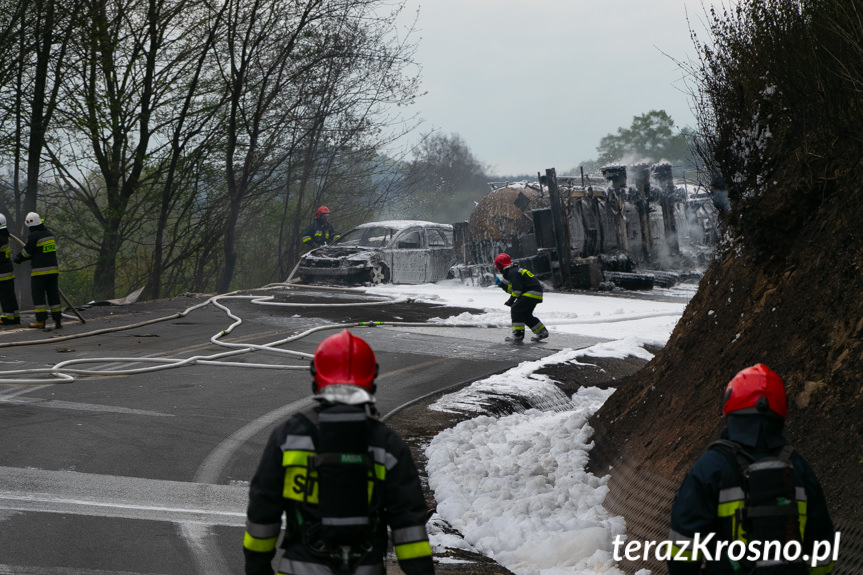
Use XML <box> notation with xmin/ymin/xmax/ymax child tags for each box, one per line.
<box><xmin>712</xmin><ymin>189</ymin><xmax>730</xmax><ymax>214</ymax></box>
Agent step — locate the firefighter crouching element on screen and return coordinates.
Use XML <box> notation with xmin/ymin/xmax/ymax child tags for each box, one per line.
<box><xmin>668</xmin><ymin>364</ymin><xmax>835</xmax><ymax>575</ymax></box>
<box><xmin>243</xmin><ymin>329</ymin><xmax>435</xmax><ymax>575</ymax></box>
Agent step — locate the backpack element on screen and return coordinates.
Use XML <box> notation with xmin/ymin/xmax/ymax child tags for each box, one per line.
<box><xmin>710</xmin><ymin>439</ymin><xmax>805</xmax><ymax>572</ymax></box>
<box><xmin>300</xmin><ymin>403</ymin><xmax>382</xmax><ymax>572</ymax></box>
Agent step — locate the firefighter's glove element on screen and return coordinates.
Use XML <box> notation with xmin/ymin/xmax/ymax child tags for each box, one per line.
<box><xmin>13</xmin><ymin>253</ymin><xmax>23</xmax><ymax>264</ymax></box>
<box><xmin>494</xmin><ymin>276</ymin><xmax>502</xmax><ymax>286</ymax></box>
<box><xmin>504</xmin><ymin>297</ymin><xmax>515</xmax><ymax>307</ymax></box>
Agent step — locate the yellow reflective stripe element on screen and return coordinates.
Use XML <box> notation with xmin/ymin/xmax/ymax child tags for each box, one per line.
<box><xmin>31</xmin><ymin>268</ymin><xmax>59</xmax><ymax>276</ymax></box>
<box><xmin>798</xmin><ymin>500</ymin><xmax>808</xmax><ymax>539</ymax></box>
<box><xmin>283</xmin><ymin>450</ymin><xmax>317</xmax><ymax>503</ymax></box>
<box><xmin>36</xmin><ymin>239</ymin><xmax>56</xmax><ymax>252</ymax></box>
<box><xmin>283</xmin><ymin>467</ymin><xmax>318</xmax><ymax>503</ymax></box>
<box><xmin>395</xmin><ymin>540</ymin><xmax>432</xmax><ymax>560</ymax></box>
<box><xmin>244</xmin><ymin>532</ymin><xmax>278</xmax><ymax>553</ymax></box>
<box><xmin>283</xmin><ymin>450</ymin><xmax>313</xmax><ymax>467</ymax></box>
<box><xmin>717</xmin><ymin>499</ymin><xmax>744</xmax><ymax>517</ymax></box>
<box><xmin>283</xmin><ymin>450</ymin><xmax>382</xmax><ymax>504</ymax></box>
<box><xmin>521</xmin><ymin>292</ymin><xmax>542</xmax><ymax>300</ymax></box>
<box><xmin>717</xmin><ymin>499</ymin><xmax>748</xmax><ymax>542</ymax></box>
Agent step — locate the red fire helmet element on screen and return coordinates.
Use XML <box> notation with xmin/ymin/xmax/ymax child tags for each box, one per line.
<box><xmin>311</xmin><ymin>330</ymin><xmax>377</xmax><ymax>392</ymax></box>
<box><xmin>316</xmin><ymin>206</ymin><xmax>330</xmax><ymax>218</ymax></box>
<box><xmin>494</xmin><ymin>253</ymin><xmax>512</xmax><ymax>271</ymax></box>
<box><xmin>722</xmin><ymin>363</ymin><xmax>788</xmax><ymax>419</ymax></box>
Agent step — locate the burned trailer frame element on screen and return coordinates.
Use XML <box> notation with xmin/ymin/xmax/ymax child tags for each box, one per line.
<box><xmin>454</xmin><ymin>164</ymin><xmax>718</xmax><ymax>289</ymax></box>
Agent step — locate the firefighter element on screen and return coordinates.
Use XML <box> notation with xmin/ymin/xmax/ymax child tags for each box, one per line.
<box><xmin>13</xmin><ymin>212</ymin><xmax>62</xmax><ymax>329</ymax></box>
<box><xmin>0</xmin><ymin>213</ymin><xmax>20</xmax><ymax>325</ymax></box>
<box><xmin>668</xmin><ymin>364</ymin><xmax>835</xmax><ymax>575</ymax></box>
<box><xmin>243</xmin><ymin>329</ymin><xmax>435</xmax><ymax>575</ymax></box>
<box><xmin>301</xmin><ymin>206</ymin><xmax>339</xmax><ymax>248</ymax></box>
<box><xmin>493</xmin><ymin>253</ymin><xmax>548</xmax><ymax>344</ymax></box>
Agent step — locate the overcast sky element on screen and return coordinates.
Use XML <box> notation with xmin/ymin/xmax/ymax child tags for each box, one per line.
<box><xmin>397</xmin><ymin>0</ymin><xmax>717</xmax><ymax>177</ymax></box>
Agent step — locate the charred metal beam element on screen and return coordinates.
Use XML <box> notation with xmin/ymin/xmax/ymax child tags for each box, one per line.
<box><xmin>544</xmin><ymin>168</ymin><xmax>572</xmax><ymax>287</ymax></box>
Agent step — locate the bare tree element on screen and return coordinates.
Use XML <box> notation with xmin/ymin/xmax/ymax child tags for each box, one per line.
<box><xmin>214</xmin><ymin>0</ymin><xmax>420</xmax><ymax>292</ymax></box>
<box><xmin>0</xmin><ymin>0</ymin><xmax>79</xmax><ymax>230</ymax></box>
<box><xmin>47</xmin><ymin>0</ymin><xmax>225</xmax><ymax>299</ymax></box>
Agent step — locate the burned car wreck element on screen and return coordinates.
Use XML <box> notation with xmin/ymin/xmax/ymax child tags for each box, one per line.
<box><xmin>297</xmin><ymin>220</ymin><xmax>456</xmax><ymax>285</ymax></box>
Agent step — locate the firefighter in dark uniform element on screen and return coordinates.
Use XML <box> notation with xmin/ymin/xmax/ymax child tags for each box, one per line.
<box><xmin>493</xmin><ymin>253</ymin><xmax>549</xmax><ymax>344</ymax></box>
<box><xmin>301</xmin><ymin>206</ymin><xmax>339</xmax><ymax>248</ymax></box>
<box><xmin>13</xmin><ymin>212</ymin><xmax>62</xmax><ymax>329</ymax></box>
<box><xmin>243</xmin><ymin>329</ymin><xmax>435</xmax><ymax>575</ymax></box>
<box><xmin>0</xmin><ymin>213</ymin><xmax>20</xmax><ymax>325</ymax></box>
<box><xmin>668</xmin><ymin>364</ymin><xmax>835</xmax><ymax>575</ymax></box>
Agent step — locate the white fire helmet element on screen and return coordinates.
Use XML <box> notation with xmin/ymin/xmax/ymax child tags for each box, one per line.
<box><xmin>0</xmin><ymin>214</ymin><xmax>5</xmax><ymax>229</ymax></box>
<box><xmin>25</xmin><ymin>212</ymin><xmax>42</xmax><ymax>227</ymax></box>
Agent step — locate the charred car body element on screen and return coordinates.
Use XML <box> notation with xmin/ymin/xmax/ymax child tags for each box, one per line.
<box><xmin>298</xmin><ymin>220</ymin><xmax>456</xmax><ymax>285</ymax></box>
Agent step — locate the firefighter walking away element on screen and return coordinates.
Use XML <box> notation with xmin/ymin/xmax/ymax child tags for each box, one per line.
<box><xmin>668</xmin><ymin>364</ymin><xmax>835</xmax><ymax>574</ymax></box>
<box><xmin>243</xmin><ymin>329</ymin><xmax>434</xmax><ymax>575</ymax></box>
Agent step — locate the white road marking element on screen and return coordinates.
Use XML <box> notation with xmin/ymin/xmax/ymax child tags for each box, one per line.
<box><xmin>0</xmin><ymin>466</ymin><xmax>245</xmax><ymax>525</ymax></box>
<box><xmin>0</xmin><ymin>396</ymin><xmax>173</xmax><ymax>416</ymax></box>
<box><xmin>181</xmin><ymin>396</ymin><xmax>315</xmax><ymax>575</ymax></box>
<box><xmin>0</xmin><ymin>566</ymin><xmax>174</xmax><ymax>575</ymax></box>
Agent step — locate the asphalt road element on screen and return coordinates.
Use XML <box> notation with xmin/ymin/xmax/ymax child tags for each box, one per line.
<box><xmin>0</xmin><ymin>285</ymin><xmax>606</xmax><ymax>575</ymax></box>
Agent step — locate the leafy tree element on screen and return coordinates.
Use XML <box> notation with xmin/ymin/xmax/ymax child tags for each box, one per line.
<box><xmin>595</xmin><ymin>110</ymin><xmax>691</xmax><ymax>166</ymax></box>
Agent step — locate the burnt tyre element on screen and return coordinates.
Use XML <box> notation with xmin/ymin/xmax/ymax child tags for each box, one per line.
<box><xmin>604</xmin><ymin>271</ymin><xmax>655</xmax><ymax>291</ymax></box>
<box><xmin>368</xmin><ymin>262</ymin><xmax>390</xmax><ymax>285</ymax></box>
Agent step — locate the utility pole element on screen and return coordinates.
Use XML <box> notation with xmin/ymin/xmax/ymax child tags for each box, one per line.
<box><xmin>544</xmin><ymin>168</ymin><xmax>571</xmax><ymax>287</ymax></box>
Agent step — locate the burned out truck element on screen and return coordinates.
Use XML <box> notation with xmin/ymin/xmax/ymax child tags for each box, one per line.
<box><xmin>452</xmin><ymin>163</ymin><xmax>718</xmax><ymax>290</ymax></box>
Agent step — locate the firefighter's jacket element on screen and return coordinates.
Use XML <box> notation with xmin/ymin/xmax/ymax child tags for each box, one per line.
<box><xmin>244</xmin><ymin>397</ymin><xmax>434</xmax><ymax>575</ymax></box>
<box><xmin>0</xmin><ymin>229</ymin><xmax>13</xmax><ymax>281</ymax></box>
<box><xmin>497</xmin><ymin>265</ymin><xmax>543</xmax><ymax>302</ymax></box>
<box><xmin>14</xmin><ymin>225</ymin><xmax>59</xmax><ymax>276</ymax></box>
<box><xmin>668</xmin><ymin>417</ymin><xmax>834</xmax><ymax>575</ymax></box>
<box><xmin>301</xmin><ymin>220</ymin><xmax>338</xmax><ymax>248</ymax></box>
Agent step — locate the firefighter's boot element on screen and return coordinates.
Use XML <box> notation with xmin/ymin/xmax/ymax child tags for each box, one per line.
<box><xmin>52</xmin><ymin>311</ymin><xmax>63</xmax><ymax>329</ymax></box>
<box><xmin>531</xmin><ymin>327</ymin><xmax>549</xmax><ymax>342</ymax></box>
<box><xmin>505</xmin><ymin>332</ymin><xmax>524</xmax><ymax>345</ymax></box>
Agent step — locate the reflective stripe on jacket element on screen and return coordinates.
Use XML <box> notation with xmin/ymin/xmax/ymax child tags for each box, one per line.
<box><xmin>668</xmin><ymin>439</ymin><xmax>835</xmax><ymax>575</ymax></box>
<box><xmin>499</xmin><ymin>265</ymin><xmax>543</xmax><ymax>301</ymax></box>
<box><xmin>244</xmin><ymin>403</ymin><xmax>433</xmax><ymax>575</ymax></box>
<box><xmin>18</xmin><ymin>226</ymin><xmax>59</xmax><ymax>276</ymax></box>
<box><xmin>302</xmin><ymin>221</ymin><xmax>339</xmax><ymax>246</ymax></box>
<box><xmin>0</xmin><ymin>230</ymin><xmax>13</xmax><ymax>278</ymax></box>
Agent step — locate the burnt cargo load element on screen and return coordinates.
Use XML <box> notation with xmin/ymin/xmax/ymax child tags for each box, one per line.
<box><xmin>453</xmin><ymin>163</ymin><xmax>718</xmax><ymax>290</ymax></box>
